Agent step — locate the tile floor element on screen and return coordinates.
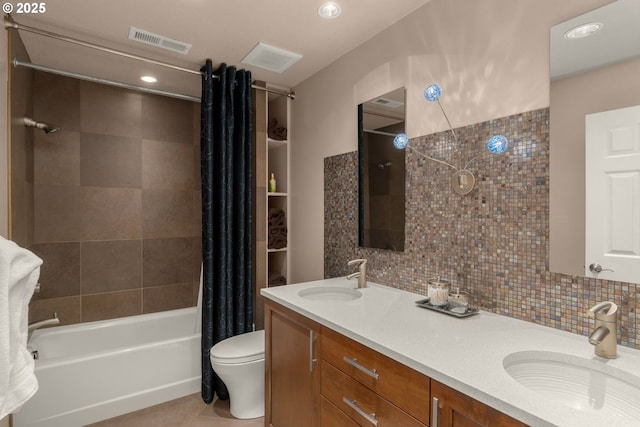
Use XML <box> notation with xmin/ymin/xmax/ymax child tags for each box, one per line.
<box><xmin>87</xmin><ymin>394</ymin><xmax>263</xmax><ymax>427</ymax></box>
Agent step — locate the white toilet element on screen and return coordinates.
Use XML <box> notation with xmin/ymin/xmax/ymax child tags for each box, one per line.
<box><xmin>209</xmin><ymin>329</ymin><xmax>265</xmax><ymax>419</ymax></box>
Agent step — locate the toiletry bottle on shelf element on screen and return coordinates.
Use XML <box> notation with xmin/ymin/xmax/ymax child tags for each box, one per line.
<box><xmin>269</xmin><ymin>173</ymin><xmax>277</xmax><ymax>193</ymax></box>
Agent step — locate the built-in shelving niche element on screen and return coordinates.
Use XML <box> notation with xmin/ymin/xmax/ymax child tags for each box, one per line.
<box><xmin>254</xmin><ymin>83</ymin><xmax>291</xmax><ymax>330</ymax></box>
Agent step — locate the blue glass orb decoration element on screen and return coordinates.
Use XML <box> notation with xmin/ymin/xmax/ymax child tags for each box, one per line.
<box><xmin>487</xmin><ymin>134</ymin><xmax>508</xmax><ymax>154</ymax></box>
<box><xmin>393</xmin><ymin>133</ymin><xmax>409</xmax><ymax>149</ymax></box>
<box><xmin>423</xmin><ymin>84</ymin><xmax>442</xmax><ymax>102</ymax></box>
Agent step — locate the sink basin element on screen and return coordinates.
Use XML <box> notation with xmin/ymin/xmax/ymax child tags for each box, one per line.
<box><xmin>503</xmin><ymin>351</ymin><xmax>640</xmax><ymax>422</ymax></box>
<box><xmin>298</xmin><ymin>286</ymin><xmax>362</xmax><ymax>301</ymax></box>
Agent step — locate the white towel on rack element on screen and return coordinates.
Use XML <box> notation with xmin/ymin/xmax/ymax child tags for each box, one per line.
<box><xmin>0</xmin><ymin>237</ymin><xmax>43</xmax><ymax>419</ymax></box>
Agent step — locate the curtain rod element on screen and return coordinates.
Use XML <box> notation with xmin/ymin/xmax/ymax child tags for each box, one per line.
<box><xmin>13</xmin><ymin>59</ymin><xmax>201</xmax><ymax>102</ymax></box>
<box><xmin>363</xmin><ymin>110</ymin><xmax>403</xmax><ymax>121</ymax></box>
<box><xmin>255</xmin><ymin>84</ymin><xmax>296</xmax><ymax>100</ymax></box>
<box><xmin>363</xmin><ymin>129</ymin><xmax>397</xmax><ymax>137</ymax></box>
<box><xmin>4</xmin><ymin>15</ymin><xmax>296</xmax><ymax>99</ymax></box>
<box><xmin>4</xmin><ymin>16</ymin><xmax>201</xmax><ymax>76</ymax></box>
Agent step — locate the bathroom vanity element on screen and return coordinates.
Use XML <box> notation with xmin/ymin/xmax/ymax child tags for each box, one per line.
<box><xmin>265</xmin><ymin>297</ymin><xmax>525</xmax><ymax>427</ymax></box>
<box><xmin>262</xmin><ymin>278</ymin><xmax>640</xmax><ymax>427</ymax></box>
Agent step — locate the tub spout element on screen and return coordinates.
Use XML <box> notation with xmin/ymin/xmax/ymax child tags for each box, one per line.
<box><xmin>28</xmin><ymin>313</ymin><xmax>60</xmax><ymax>341</ymax></box>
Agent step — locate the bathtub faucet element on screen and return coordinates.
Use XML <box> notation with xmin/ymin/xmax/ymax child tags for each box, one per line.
<box><xmin>28</xmin><ymin>312</ymin><xmax>60</xmax><ymax>341</ymax></box>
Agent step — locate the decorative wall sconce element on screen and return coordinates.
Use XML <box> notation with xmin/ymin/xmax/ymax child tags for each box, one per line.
<box><xmin>393</xmin><ymin>84</ymin><xmax>508</xmax><ymax>195</ymax></box>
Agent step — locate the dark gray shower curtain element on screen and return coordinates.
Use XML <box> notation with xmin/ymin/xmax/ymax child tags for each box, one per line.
<box><xmin>200</xmin><ymin>59</ymin><xmax>254</xmax><ymax>403</ymax></box>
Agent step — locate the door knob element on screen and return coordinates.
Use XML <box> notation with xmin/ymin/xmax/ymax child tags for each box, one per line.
<box><xmin>589</xmin><ymin>263</ymin><xmax>614</xmax><ymax>273</ymax></box>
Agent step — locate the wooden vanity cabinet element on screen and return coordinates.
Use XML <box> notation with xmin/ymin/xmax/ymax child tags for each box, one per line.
<box><xmin>264</xmin><ymin>300</ymin><xmax>321</xmax><ymax>427</ymax></box>
<box><xmin>264</xmin><ymin>300</ymin><xmax>528</xmax><ymax>427</ymax></box>
<box><xmin>431</xmin><ymin>381</ymin><xmax>528</xmax><ymax>427</ymax></box>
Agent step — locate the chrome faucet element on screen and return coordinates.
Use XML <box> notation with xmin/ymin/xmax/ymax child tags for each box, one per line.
<box><xmin>28</xmin><ymin>313</ymin><xmax>60</xmax><ymax>341</ymax></box>
<box><xmin>346</xmin><ymin>259</ymin><xmax>367</xmax><ymax>288</ymax></box>
<box><xmin>587</xmin><ymin>302</ymin><xmax>617</xmax><ymax>359</ymax></box>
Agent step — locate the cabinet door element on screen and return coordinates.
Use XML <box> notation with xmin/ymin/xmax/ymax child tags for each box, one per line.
<box><xmin>431</xmin><ymin>381</ymin><xmax>528</xmax><ymax>427</ymax></box>
<box><xmin>265</xmin><ymin>300</ymin><xmax>320</xmax><ymax>427</ymax></box>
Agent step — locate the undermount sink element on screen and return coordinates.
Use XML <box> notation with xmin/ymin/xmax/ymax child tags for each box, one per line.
<box><xmin>298</xmin><ymin>286</ymin><xmax>362</xmax><ymax>301</ymax></box>
<box><xmin>503</xmin><ymin>351</ymin><xmax>640</xmax><ymax>422</ymax></box>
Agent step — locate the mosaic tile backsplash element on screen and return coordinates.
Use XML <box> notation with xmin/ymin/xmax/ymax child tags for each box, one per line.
<box><xmin>325</xmin><ymin>107</ymin><xmax>639</xmax><ymax>349</ymax></box>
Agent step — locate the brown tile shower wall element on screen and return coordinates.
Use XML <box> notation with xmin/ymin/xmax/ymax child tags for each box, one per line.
<box><xmin>325</xmin><ymin>107</ymin><xmax>639</xmax><ymax>350</ymax></box>
<box><xmin>27</xmin><ymin>71</ymin><xmax>201</xmax><ymax>324</ymax></box>
<box><xmin>9</xmin><ymin>31</ymin><xmax>35</xmax><ymax>248</ymax></box>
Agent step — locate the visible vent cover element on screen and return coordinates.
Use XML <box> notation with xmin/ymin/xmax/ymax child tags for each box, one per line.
<box><xmin>128</xmin><ymin>27</ymin><xmax>192</xmax><ymax>55</ymax></box>
<box><xmin>372</xmin><ymin>97</ymin><xmax>404</xmax><ymax>109</ymax></box>
<box><xmin>241</xmin><ymin>42</ymin><xmax>302</xmax><ymax>74</ymax></box>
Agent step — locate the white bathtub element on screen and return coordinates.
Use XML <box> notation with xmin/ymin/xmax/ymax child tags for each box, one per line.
<box><xmin>13</xmin><ymin>307</ymin><xmax>201</xmax><ymax>427</ymax></box>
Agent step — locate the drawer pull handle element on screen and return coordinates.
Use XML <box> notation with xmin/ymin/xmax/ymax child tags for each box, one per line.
<box><xmin>432</xmin><ymin>396</ymin><xmax>439</xmax><ymax>427</ymax></box>
<box><xmin>309</xmin><ymin>331</ymin><xmax>317</xmax><ymax>372</ymax></box>
<box><xmin>342</xmin><ymin>397</ymin><xmax>378</xmax><ymax>426</ymax></box>
<box><xmin>343</xmin><ymin>356</ymin><xmax>379</xmax><ymax>380</ymax></box>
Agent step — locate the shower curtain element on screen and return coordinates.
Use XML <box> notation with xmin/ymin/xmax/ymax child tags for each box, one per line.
<box><xmin>200</xmin><ymin>59</ymin><xmax>254</xmax><ymax>403</ymax></box>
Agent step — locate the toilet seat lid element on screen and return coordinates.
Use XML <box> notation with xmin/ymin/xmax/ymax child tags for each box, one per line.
<box><xmin>210</xmin><ymin>330</ymin><xmax>265</xmax><ymax>364</ymax></box>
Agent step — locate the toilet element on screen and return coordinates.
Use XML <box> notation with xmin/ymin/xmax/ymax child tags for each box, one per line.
<box><xmin>209</xmin><ymin>329</ymin><xmax>265</xmax><ymax>419</ymax></box>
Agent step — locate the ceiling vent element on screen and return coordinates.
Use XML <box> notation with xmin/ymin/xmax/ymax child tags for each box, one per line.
<box><xmin>128</xmin><ymin>27</ymin><xmax>192</xmax><ymax>55</ymax></box>
<box><xmin>372</xmin><ymin>97</ymin><xmax>404</xmax><ymax>109</ymax></box>
<box><xmin>241</xmin><ymin>43</ymin><xmax>302</xmax><ymax>74</ymax></box>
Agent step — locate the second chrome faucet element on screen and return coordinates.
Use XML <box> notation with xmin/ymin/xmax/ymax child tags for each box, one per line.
<box><xmin>347</xmin><ymin>259</ymin><xmax>367</xmax><ymax>288</ymax></box>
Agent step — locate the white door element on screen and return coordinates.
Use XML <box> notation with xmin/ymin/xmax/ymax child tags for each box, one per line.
<box><xmin>585</xmin><ymin>105</ymin><xmax>640</xmax><ymax>283</ymax></box>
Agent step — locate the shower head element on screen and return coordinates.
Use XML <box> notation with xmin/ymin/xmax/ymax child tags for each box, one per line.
<box><xmin>24</xmin><ymin>117</ymin><xmax>61</xmax><ymax>134</ymax></box>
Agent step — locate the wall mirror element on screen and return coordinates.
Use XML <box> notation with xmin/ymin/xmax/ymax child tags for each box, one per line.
<box><xmin>549</xmin><ymin>0</ymin><xmax>640</xmax><ymax>282</ymax></box>
<box><xmin>358</xmin><ymin>87</ymin><xmax>406</xmax><ymax>251</ymax></box>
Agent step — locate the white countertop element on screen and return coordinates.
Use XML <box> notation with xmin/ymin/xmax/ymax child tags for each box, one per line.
<box><xmin>261</xmin><ymin>278</ymin><xmax>640</xmax><ymax>427</ymax></box>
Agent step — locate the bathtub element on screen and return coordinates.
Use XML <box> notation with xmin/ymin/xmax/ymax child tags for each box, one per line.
<box><xmin>13</xmin><ymin>307</ymin><xmax>201</xmax><ymax>427</ymax></box>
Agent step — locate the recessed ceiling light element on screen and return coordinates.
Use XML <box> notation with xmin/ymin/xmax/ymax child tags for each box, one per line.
<box><xmin>564</xmin><ymin>22</ymin><xmax>603</xmax><ymax>39</ymax></box>
<box><xmin>140</xmin><ymin>75</ymin><xmax>157</xmax><ymax>83</ymax></box>
<box><xmin>318</xmin><ymin>2</ymin><xmax>341</xmax><ymax>19</ymax></box>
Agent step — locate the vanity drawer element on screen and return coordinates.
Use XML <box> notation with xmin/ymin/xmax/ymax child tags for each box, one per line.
<box><xmin>321</xmin><ymin>395</ymin><xmax>360</xmax><ymax>427</ymax></box>
<box><xmin>322</xmin><ymin>361</ymin><xmax>426</xmax><ymax>427</ymax></box>
<box><xmin>322</xmin><ymin>327</ymin><xmax>430</xmax><ymax>425</ymax></box>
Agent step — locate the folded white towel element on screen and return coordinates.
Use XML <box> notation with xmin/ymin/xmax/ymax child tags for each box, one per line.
<box><xmin>0</xmin><ymin>237</ymin><xmax>43</xmax><ymax>419</ymax></box>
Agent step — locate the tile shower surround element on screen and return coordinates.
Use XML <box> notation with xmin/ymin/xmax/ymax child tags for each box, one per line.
<box><xmin>25</xmin><ymin>71</ymin><xmax>201</xmax><ymax>324</ymax></box>
<box><xmin>325</xmin><ymin>107</ymin><xmax>639</xmax><ymax>350</ymax></box>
